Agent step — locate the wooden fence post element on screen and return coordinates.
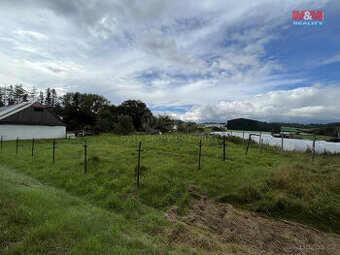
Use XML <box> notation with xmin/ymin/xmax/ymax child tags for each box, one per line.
<box><xmin>84</xmin><ymin>140</ymin><xmax>87</xmax><ymax>174</ymax></box>
<box><xmin>31</xmin><ymin>138</ymin><xmax>34</xmax><ymax>157</ymax></box>
<box><xmin>222</xmin><ymin>135</ymin><xmax>226</xmax><ymax>161</ymax></box>
<box><xmin>136</xmin><ymin>141</ymin><xmax>143</xmax><ymax>187</ymax></box>
<box><xmin>259</xmin><ymin>132</ymin><xmax>262</xmax><ymax>148</ymax></box>
<box><xmin>260</xmin><ymin>138</ymin><xmax>263</xmax><ymax>153</ymax></box>
<box><xmin>311</xmin><ymin>135</ymin><xmax>316</xmax><ymax>162</ymax></box>
<box><xmin>52</xmin><ymin>139</ymin><xmax>56</xmax><ymax>163</ymax></box>
<box><xmin>198</xmin><ymin>139</ymin><xmax>202</xmax><ymax>170</ymax></box>
<box><xmin>245</xmin><ymin>134</ymin><xmax>252</xmax><ymax>155</ymax></box>
<box><xmin>16</xmin><ymin>137</ymin><xmax>18</xmax><ymax>154</ymax></box>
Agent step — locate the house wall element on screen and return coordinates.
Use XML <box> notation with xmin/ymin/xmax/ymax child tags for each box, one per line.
<box><xmin>0</xmin><ymin>125</ymin><xmax>66</xmax><ymax>141</ymax></box>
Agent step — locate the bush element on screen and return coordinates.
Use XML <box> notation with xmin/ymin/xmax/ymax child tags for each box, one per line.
<box><xmin>211</xmin><ymin>126</ymin><xmax>225</xmax><ymax>132</ymax></box>
<box><xmin>177</xmin><ymin>122</ymin><xmax>198</xmax><ymax>133</ymax></box>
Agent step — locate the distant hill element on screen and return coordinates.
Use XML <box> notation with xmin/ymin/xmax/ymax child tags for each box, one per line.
<box><xmin>227</xmin><ymin>118</ymin><xmax>281</xmax><ymax>133</ymax></box>
<box><xmin>227</xmin><ymin>118</ymin><xmax>340</xmax><ymax>137</ymax></box>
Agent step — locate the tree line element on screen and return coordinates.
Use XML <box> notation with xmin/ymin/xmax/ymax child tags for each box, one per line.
<box><xmin>52</xmin><ymin>92</ymin><xmax>196</xmax><ymax>135</ymax></box>
<box><xmin>0</xmin><ymin>84</ymin><xmax>58</xmax><ymax>107</ymax></box>
<box><xmin>0</xmin><ymin>85</ymin><xmax>200</xmax><ymax>135</ymax></box>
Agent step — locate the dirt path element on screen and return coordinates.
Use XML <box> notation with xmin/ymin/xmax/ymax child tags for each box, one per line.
<box><xmin>165</xmin><ymin>187</ymin><xmax>339</xmax><ymax>255</ymax></box>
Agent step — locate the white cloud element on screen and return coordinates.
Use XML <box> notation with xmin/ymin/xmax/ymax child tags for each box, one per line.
<box><xmin>170</xmin><ymin>85</ymin><xmax>340</xmax><ymax>123</ymax></box>
<box><xmin>0</xmin><ymin>0</ymin><xmax>337</xmax><ymax>123</ymax></box>
<box><xmin>13</xmin><ymin>30</ymin><xmax>49</xmax><ymax>40</ymax></box>
<box><xmin>324</xmin><ymin>53</ymin><xmax>340</xmax><ymax>65</ymax></box>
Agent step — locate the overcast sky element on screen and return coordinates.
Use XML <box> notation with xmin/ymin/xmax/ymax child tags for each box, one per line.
<box><xmin>0</xmin><ymin>0</ymin><xmax>339</xmax><ymax>123</ymax></box>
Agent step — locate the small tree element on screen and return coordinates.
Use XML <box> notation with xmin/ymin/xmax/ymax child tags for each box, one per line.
<box><xmin>211</xmin><ymin>126</ymin><xmax>225</xmax><ymax>132</ymax></box>
<box><xmin>177</xmin><ymin>122</ymin><xmax>198</xmax><ymax>133</ymax></box>
<box><xmin>156</xmin><ymin>114</ymin><xmax>174</xmax><ymax>133</ymax></box>
<box><xmin>114</xmin><ymin>115</ymin><xmax>134</xmax><ymax>135</ymax></box>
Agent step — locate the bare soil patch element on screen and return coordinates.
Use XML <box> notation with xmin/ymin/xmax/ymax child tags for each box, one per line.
<box><xmin>165</xmin><ymin>187</ymin><xmax>339</xmax><ymax>255</ymax></box>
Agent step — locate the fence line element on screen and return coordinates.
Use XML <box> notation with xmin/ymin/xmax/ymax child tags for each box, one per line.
<box><xmin>1</xmin><ymin>132</ymin><xmax>336</xmax><ymax>187</ymax></box>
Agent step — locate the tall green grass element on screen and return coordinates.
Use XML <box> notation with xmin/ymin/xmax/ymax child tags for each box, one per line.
<box><xmin>0</xmin><ymin>133</ymin><xmax>339</xmax><ymax>233</ymax></box>
<box><xmin>0</xmin><ymin>165</ymin><xmax>198</xmax><ymax>254</ymax></box>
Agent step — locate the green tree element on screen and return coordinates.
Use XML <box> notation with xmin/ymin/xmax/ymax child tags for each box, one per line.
<box><xmin>117</xmin><ymin>100</ymin><xmax>151</xmax><ymax>131</ymax></box>
<box><xmin>96</xmin><ymin>108</ymin><xmax>115</xmax><ymax>132</ymax></box>
<box><xmin>30</xmin><ymin>86</ymin><xmax>38</xmax><ymax>101</ymax></box>
<box><xmin>177</xmin><ymin>122</ymin><xmax>198</xmax><ymax>133</ymax></box>
<box><xmin>51</xmin><ymin>88</ymin><xmax>58</xmax><ymax>107</ymax></box>
<box><xmin>156</xmin><ymin>114</ymin><xmax>174</xmax><ymax>133</ymax></box>
<box><xmin>114</xmin><ymin>115</ymin><xmax>134</xmax><ymax>135</ymax></box>
<box><xmin>39</xmin><ymin>91</ymin><xmax>44</xmax><ymax>104</ymax></box>
<box><xmin>60</xmin><ymin>92</ymin><xmax>109</xmax><ymax>131</ymax></box>
<box><xmin>14</xmin><ymin>84</ymin><xmax>27</xmax><ymax>104</ymax></box>
<box><xmin>0</xmin><ymin>86</ymin><xmax>4</xmax><ymax>107</ymax></box>
<box><xmin>6</xmin><ymin>85</ymin><xmax>15</xmax><ymax>105</ymax></box>
<box><xmin>45</xmin><ymin>88</ymin><xmax>52</xmax><ymax>107</ymax></box>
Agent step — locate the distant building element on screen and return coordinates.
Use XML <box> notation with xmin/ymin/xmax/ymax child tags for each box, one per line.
<box><xmin>227</xmin><ymin>118</ymin><xmax>281</xmax><ymax>133</ymax></box>
<box><xmin>203</xmin><ymin>122</ymin><xmax>226</xmax><ymax>128</ymax></box>
<box><xmin>0</xmin><ymin>101</ymin><xmax>66</xmax><ymax>140</ymax></box>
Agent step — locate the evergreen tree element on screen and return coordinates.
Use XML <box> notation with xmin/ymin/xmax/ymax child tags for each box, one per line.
<box><xmin>7</xmin><ymin>85</ymin><xmax>15</xmax><ymax>105</ymax></box>
<box><xmin>14</xmin><ymin>84</ymin><xmax>26</xmax><ymax>104</ymax></box>
<box><xmin>30</xmin><ymin>86</ymin><xmax>38</xmax><ymax>101</ymax></box>
<box><xmin>51</xmin><ymin>88</ymin><xmax>57</xmax><ymax>107</ymax></box>
<box><xmin>0</xmin><ymin>86</ymin><xmax>4</xmax><ymax>107</ymax></box>
<box><xmin>45</xmin><ymin>88</ymin><xmax>52</xmax><ymax>107</ymax></box>
<box><xmin>1</xmin><ymin>85</ymin><xmax>7</xmax><ymax>106</ymax></box>
<box><xmin>39</xmin><ymin>91</ymin><xmax>44</xmax><ymax>104</ymax></box>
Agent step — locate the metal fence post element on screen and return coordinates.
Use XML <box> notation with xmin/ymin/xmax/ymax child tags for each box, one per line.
<box><xmin>222</xmin><ymin>135</ymin><xmax>226</xmax><ymax>161</ymax></box>
<box><xmin>52</xmin><ymin>139</ymin><xmax>56</xmax><ymax>163</ymax></box>
<box><xmin>136</xmin><ymin>141</ymin><xmax>143</xmax><ymax>187</ymax></box>
<box><xmin>245</xmin><ymin>134</ymin><xmax>252</xmax><ymax>155</ymax></box>
<box><xmin>311</xmin><ymin>135</ymin><xmax>316</xmax><ymax>162</ymax></box>
<box><xmin>198</xmin><ymin>139</ymin><xmax>202</xmax><ymax>170</ymax></box>
<box><xmin>84</xmin><ymin>140</ymin><xmax>87</xmax><ymax>173</ymax></box>
<box><xmin>16</xmin><ymin>137</ymin><xmax>18</xmax><ymax>154</ymax></box>
<box><xmin>31</xmin><ymin>138</ymin><xmax>34</xmax><ymax>157</ymax></box>
<box><xmin>281</xmin><ymin>133</ymin><xmax>284</xmax><ymax>154</ymax></box>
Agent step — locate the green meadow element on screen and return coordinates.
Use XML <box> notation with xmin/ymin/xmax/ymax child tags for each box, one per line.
<box><xmin>0</xmin><ymin>134</ymin><xmax>339</xmax><ymax>254</ymax></box>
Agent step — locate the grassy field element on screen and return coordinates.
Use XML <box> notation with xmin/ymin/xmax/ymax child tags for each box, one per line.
<box><xmin>0</xmin><ymin>133</ymin><xmax>339</xmax><ymax>254</ymax></box>
<box><xmin>291</xmin><ymin>134</ymin><xmax>333</xmax><ymax>140</ymax></box>
<box><xmin>0</xmin><ymin>165</ymin><xmax>184</xmax><ymax>254</ymax></box>
<box><xmin>281</xmin><ymin>126</ymin><xmax>334</xmax><ymax>140</ymax></box>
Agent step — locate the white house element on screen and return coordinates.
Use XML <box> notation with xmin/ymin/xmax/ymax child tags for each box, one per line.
<box><xmin>0</xmin><ymin>101</ymin><xmax>66</xmax><ymax>141</ymax></box>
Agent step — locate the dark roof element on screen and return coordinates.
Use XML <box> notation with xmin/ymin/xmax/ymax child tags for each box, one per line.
<box><xmin>0</xmin><ymin>101</ymin><xmax>32</xmax><ymax>114</ymax></box>
<box><xmin>0</xmin><ymin>101</ymin><xmax>65</xmax><ymax>126</ymax></box>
